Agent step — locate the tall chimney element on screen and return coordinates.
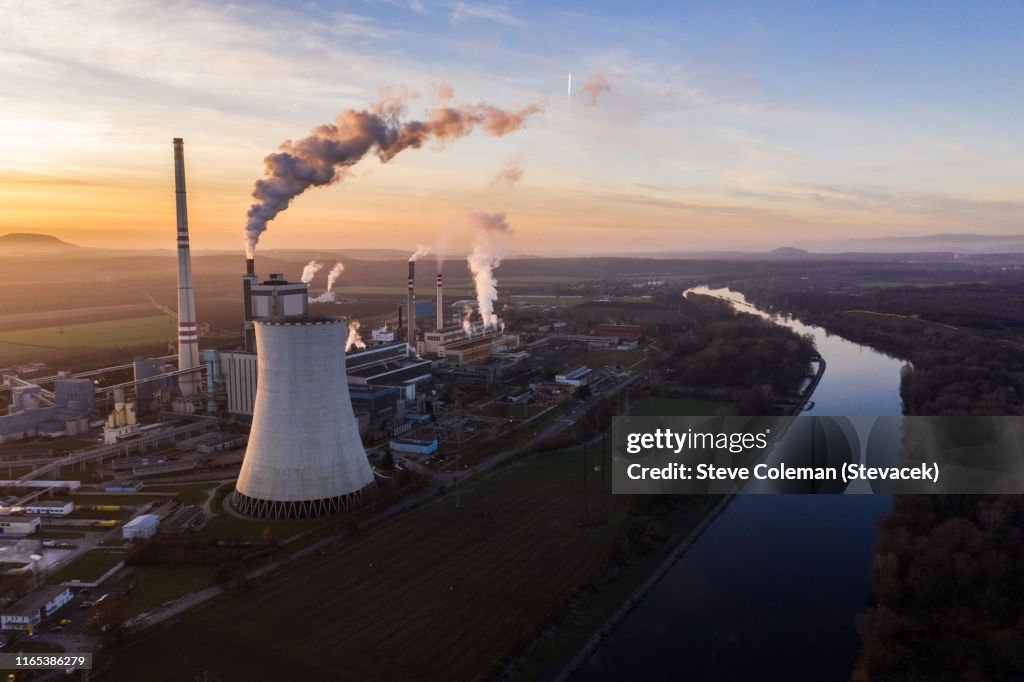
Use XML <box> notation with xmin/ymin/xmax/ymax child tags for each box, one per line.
<box><xmin>436</xmin><ymin>273</ymin><xmax>444</xmax><ymax>331</ymax></box>
<box><xmin>407</xmin><ymin>261</ymin><xmax>416</xmax><ymax>350</ymax></box>
<box><xmin>173</xmin><ymin>138</ymin><xmax>200</xmax><ymax>396</ymax></box>
<box><xmin>242</xmin><ymin>257</ymin><xmax>257</xmax><ymax>352</ymax></box>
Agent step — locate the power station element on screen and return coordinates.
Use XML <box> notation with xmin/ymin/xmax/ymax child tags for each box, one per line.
<box><xmin>231</xmin><ymin>315</ymin><xmax>375</xmax><ymax>519</ymax></box>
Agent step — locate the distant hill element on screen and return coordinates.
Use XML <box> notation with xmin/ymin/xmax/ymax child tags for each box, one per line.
<box><xmin>0</xmin><ymin>233</ymin><xmax>79</xmax><ymax>252</ymax></box>
<box><xmin>794</xmin><ymin>233</ymin><xmax>1024</xmax><ymax>254</ymax></box>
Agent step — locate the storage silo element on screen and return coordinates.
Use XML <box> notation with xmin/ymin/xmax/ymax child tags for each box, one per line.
<box><xmin>231</xmin><ymin>314</ymin><xmax>375</xmax><ymax>519</ymax></box>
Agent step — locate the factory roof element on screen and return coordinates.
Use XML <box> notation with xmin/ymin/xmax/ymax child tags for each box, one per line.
<box><xmin>445</xmin><ymin>333</ymin><xmax>502</xmax><ymax>351</ymax></box>
<box><xmin>561</xmin><ymin>366</ymin><xmax>593</xmax><ymax>380</ymax></box>
<box><xmin>4</xmin><ymin>585</ymin><xmax>71</xmax><ymax>617</ymax></box>
<box><xmin>123</xmin><ymin>513</ymin><xmax>160</xmax><ymax>529</ymax></box>
<box><xmin>256</xmin><ymin>314</ymin><xmax>342</xmax><ymax>326</ymax></box>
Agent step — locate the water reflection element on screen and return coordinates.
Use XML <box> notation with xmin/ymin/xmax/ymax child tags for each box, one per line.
<box><xmin>572</xmin><ymin>287</ymin><xmax>908</xmax><ymax>681</ymax></box>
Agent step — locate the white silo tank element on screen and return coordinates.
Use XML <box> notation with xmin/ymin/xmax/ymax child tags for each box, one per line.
<box><xmin>232</xmin><ymin>315</ymin><xmax>375</xmax><ymax>519</ymax></box>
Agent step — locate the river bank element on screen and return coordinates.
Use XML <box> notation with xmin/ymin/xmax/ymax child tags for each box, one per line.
<box><xmin>568</xmin><ymin>287</ymin><xmax>904</xmax><ymax>681</ymax></box>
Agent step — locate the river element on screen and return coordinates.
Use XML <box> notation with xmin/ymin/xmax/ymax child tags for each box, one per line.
<box><xmin>571</xmin><ymin>286</ymin><xmax>909</xmax><ymax>681</ymax></box>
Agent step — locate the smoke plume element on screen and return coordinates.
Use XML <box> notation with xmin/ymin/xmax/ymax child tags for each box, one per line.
<box><xmin>345</xmin><ymin>320</ymin><xmax>366</xmax><ymax>352</ymax></box>
<box><xmin>466</xmin><ymin>211</ymin><xmax>513</xmax><ymax>330</ymax></box>
<box><xmin>581</xmin><ymin>72</ymin><xmax>610</xmax><ymax>106</ymax></box>
<box><xmin>243</xmin><ymin>90</ymin><xmax>544</xmax><ymax>257</ymax></box>
<box><xmin>490</xmin><ymin>158</ymin><xmax>525</xmax><ymax>188</ymax></box>
<box><xmin>308</xmin><ymin>262</ymin><xmax>345</xmax><ymax>303</ymax></box>
<box><xmin>461</xmin><ymin>303</ymin><xmax>474</xmax><ymax>337</ymax></box>
<box><xmin>409</xmin><ymin>244</ymin><xmax>431</xmax><ymax>262</ymax></box>
<box><xmin>326</xmin><ymin>262</ymin><xmax>344</xmax><ymax>290</ymax></box>
<box><xmin>300</xmin><ymin>260</ymin><xmax>323</xmax><ymax>284</ymax></box>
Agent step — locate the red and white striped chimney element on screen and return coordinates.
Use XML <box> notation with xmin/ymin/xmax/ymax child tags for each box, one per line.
<box><xmin>173</xmin><ymin>138</ymin><xmax>200</xmax><ymax>396</ymax></box>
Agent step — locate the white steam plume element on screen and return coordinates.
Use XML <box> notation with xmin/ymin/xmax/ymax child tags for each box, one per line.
<box><xmin>461</xmin><ymin>304</ymin><xmax>474</xmax><ymax>337</ymax></box>
<box><xmin>243</xmin><ymin>87</ymin><xmax>544</xmax><ymax>257</ymax></box>
<box><xmin>309</xmin><ymin>262</ymin><xmax>345</xmax><ymax>303</ymax></box>
<box><xmin>466</xmin><ymin>212</ymin><xmax>513</xmax><ymax>330</ymax></box>
<box><xmin>346</xmin><ymin>320</ymin><xmax>366</xmax><ymax>352</ymax></box>
<box><xmin>326</xmin><ymin>262</ymin><xmax>344</xmax><ymax>289</ymax></box>
<box><xmin>301</xmin><ymin>260</ymin><xmax>323</xmax><ymax>284</ymax></box>
<box><xmin>410</xmin><ymin>244</ymin><xmax>431</xmax><ymax>262</ymax></box>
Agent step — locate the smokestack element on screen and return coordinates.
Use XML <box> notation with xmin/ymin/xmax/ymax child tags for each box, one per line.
<box><xmin>242</xmin><ymin>257</ymin><xmax>257</xmax><ymax>352</ymax></box>
<box><xmin>407</xmin><ymin>260</ymin><xmax>416</xmax><ymax>350</ymax></box>
<box><xmin>436</xmin><ymin>273</ymin><xmax>444</xmax><ymax>330</ymax></box>
<box><xmin>173</xmin><ymin>138</ymin><xmax>200</xmax><ymax>397</ymax></box>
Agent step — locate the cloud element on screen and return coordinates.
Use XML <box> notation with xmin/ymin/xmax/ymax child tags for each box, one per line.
<box><xmin>490</xmin><ymin>157</ymin><xmax>525</xmax><ymax>188</ymax></box>
<box><xmin>450</xmin><ymin>3</ymin><xmax>522</xmax><ymax>27</ymax></box>
<box><xmin>580</xmin><ymin>72</ymin><xmax>610</xmax><ymax>106</ymax></box>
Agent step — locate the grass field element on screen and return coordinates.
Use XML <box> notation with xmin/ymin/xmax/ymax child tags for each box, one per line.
<box><xmin>0</xmin><ymin>315</ymin><xmax>175</xmax><ymax>365</ymax></box>
<box><xmin>101</xmin><ymin>447</ymin><xmax>628</xmax><ymax>682</ymax></box>
<box><xmin>46</xmin><ymin>550</ymin><xmax>126</xmax><ymax>585</ymax></box>
<box><xmin>113</xmin><ymin>565</ymin><xmax>219</xmax><ymax>621</ymax></box>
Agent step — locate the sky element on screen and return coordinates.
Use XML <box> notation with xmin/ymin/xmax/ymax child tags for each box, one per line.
<box><xmin>0</xmin><ymin>0</ymin><xmax>1021</xmax><ymax>255</ymax></box>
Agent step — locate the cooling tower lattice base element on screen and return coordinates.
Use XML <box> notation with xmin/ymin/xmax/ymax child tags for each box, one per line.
<box><xmin>230</xmin><ymin>486</ymin><xmax>373</xmax><ymax>521</ymax></box>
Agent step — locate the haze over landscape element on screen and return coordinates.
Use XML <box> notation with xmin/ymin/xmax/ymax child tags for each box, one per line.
<box><xmin>1</xmin><ymin>1</ymin><xmax>1021</xmax><ymax>254</ymax></box>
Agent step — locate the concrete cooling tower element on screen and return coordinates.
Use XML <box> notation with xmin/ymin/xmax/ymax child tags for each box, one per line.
<box><xmin>231</xmin><ymin>315</ymin><xmax>375</xmax><ymax>519</ymax></box>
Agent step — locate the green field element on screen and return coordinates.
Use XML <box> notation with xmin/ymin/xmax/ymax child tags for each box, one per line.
<box><xmin>46</xmin><ymin>550</ymin><xmax>127</xmax><ymax>585</ymax></box>
<box><xmin>0</xmin><ymin>315</ymin><xmax>175</xmax><ymax>364</ymax></box>
<box><xmin>113</xmin><ymin>565</ymin><xmax>219</xmax><ymax>621</ymax></box>
<box><xmin>101</xmin><ymin>447</ymin><xmax>628</xmax><ymax>682</ymax></box>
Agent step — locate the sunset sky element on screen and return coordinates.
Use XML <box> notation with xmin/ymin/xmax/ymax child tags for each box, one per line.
<box><xmin>1</xmin><ymin>1</ymin><xmax>1021</xmax><ymax>254</ymax></box>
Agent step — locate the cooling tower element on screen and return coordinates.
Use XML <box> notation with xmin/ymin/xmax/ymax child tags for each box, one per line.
<box><xmin>231</xmin><ymin>315</ymin><xmax>375</xmax><ymax>519</ymax></box>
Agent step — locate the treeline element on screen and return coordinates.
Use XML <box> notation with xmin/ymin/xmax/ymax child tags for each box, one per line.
<box><xmin>735</xmin><ymin>285</ymin><xmax>1024</xmax><ymax>416</ymax></box>
<box><xmin>654</xmin><ymin>294</ymin><xmax>815</xmax><ymax>414</ymax></box>
<box><xmin>855</xmin><ymin>495</ymin><xmax>1024</xmax><ymax>680</ymax></box>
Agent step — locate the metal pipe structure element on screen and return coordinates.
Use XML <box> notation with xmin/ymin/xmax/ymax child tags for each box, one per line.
<box><xmin>407</xmin><ymin>260</ymin><xmax>416</xmax><ymax>350</ymax></box>
<box><xmin>173</xmin><ymin>138</ymin><xmax>200</xmax><ymax>396</ymax></box>
<box><xmin>436</xmin><ymin>273</ymin><xmax>444</xmax><ymax>330</ymax></box>
<box><xmin>232</xmin><ymin>315</ymin><xmax>375</xmax><ymax>519</ymax></box>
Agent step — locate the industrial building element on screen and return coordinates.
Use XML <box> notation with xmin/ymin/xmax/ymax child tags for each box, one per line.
<box><xmin>123</xmin><ymin>514</ymin><xmax>161</xmax><ymax>540</ymax></box>
<box><xmin>162</xmin><ymin>505</ymin><xmax>206</xmax><ymax>534</ymax></box>
<box><xmin>440</xmin><ymin>332</ymin><xmax>521</xmax><ymax>367</ymax></box>
<box><xmin>389</xmin><ymin>438</ymin><xmax>438</xmax><ymax>456</ymax></box>
<box><xmin>24</xmin><ymin>501</ymin><xmax>73</xmax><ymax>517</ymax></box>
<box><xmin>0</xmin><ymin>377</ymin><xmax>95</xmax><ymax>444</ymax></box>
<box><xmin>419</xmin><ymin>324</ymin><xmax>484</xmax><ymax>357</ymax></box>
<box><xmin>0</xmin><ymin>518</ymin><xmax>41</xmax><ymax>537</ymax></box>
<box><xmin>232</xmin><ymin>315</ymin><xmax>375</xmax><ymax>519</ymax></box>
<box><xmin>0</xmin><ymin>586</ymin><xmax>73</xmax><ymax>632</ymax></box>
<box><xmin>345</xmin><ymin>343</ymin><xmax>432</xmax><ymax>401</ymax></box>
<box><xmin>555</xmin><ymin>366</ymin><xmax>594</xmax><ymax>387</ymax></box>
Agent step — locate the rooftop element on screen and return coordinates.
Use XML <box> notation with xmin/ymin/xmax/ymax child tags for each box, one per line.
<box><xmin>4</xmin><ymin>585</ymin><xmax>70</xmax><ymax>617</ymax></box>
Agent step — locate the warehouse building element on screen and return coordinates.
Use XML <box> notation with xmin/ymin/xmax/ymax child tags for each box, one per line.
<box><xmin>122</xmin><ymin>514</ymin><xmax>160</xmax><ymax>540</ymax></box>
<box><xmin>25</xmin><ymin>501</ymin><xmax>73</xmax><ymax>517</ymax></box>
<box><xmin>0</xmin><ymin>586</ymin><xmax>73</xmax><ymax>632</ymax></box>
<box><xmin>0</xmin><ymin>518</ymin><xmax>41</xmax><ymax>537</ymax></box>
